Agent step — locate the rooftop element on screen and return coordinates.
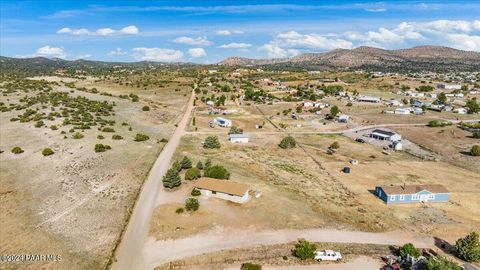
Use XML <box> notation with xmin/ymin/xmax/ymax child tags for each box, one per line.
<box><xmin>194</xmin><ymin>178</ymin><xmax>250</xmax><ymax>197</ymax></box>
<box><xmin>372</xmin><ymin>129</ymin><xmax>396</xmax><ymax>136</ymax></box>
<box><xmin>229</xmin><ymin>133</ymin><xmax>249</xmax><ymax>138</ymax></box>
<box><xmin>379</xmin><ymin>184</ymin><xmax>449</xmax><ymax>195</ymax></box>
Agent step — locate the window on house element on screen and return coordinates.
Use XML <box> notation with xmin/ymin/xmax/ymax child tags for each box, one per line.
<box><xmin>412</xmin><ymin>194</ymin><xmax>419</xmax><ymax>200</ymax></box>
<box><xmin>428</xmin><ymin>194</ymin><xmax>435</xmax><ymax>200</ymax></box>
<box><xmin>212</xmin><ymin>191</ymin><xmax>217</xmax><ymax>194</ymax></box>
<box><xmin>390</xmin><ymin>195</ymin><xmax>396</xmax><ymax>201</ymax></box>
<box><xmin>400</xmin><ymin>195</ymin><xmax>405</xmax><ymax>201</ymax></box>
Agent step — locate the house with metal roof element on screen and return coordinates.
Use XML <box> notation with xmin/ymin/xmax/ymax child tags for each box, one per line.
<box><xmin>370</xmin><ymin>129</ymin><xmax>402</xmax><ymax>142</ymax></box>
<box><xmin>375</xmin><ymin>184</ymin><xmax>449</xmax><ymax>204</ymax></box>
<box><xmin>193</xmin><ymin>178</ymin><xmax>250</xmax><ymax>204</ymax></box>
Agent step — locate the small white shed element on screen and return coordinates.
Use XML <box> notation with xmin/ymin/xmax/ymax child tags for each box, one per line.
<box><xmin>229</xmin><ymin>134</ymin><xmax>249</xmax><ymax>143</ymax></box>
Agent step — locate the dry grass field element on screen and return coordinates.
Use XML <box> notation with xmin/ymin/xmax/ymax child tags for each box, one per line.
<box><xmin>0</xmin><ymin>76</ymin><xmax>192</xmax><ymax>269</ymax></box>
<box><xmin>149</xmin><ymin>131</ymin><xmax>479</xmax><ymax>244</ymax></box>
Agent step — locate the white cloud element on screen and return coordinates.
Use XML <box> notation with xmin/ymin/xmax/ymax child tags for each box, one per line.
<box><xmin>132</xmin><ymin>48</ymin><xmax>184</xmax><ymax>62</ymax></box>
<box><xmin>57</xmin><ymin>25</ymin><xmax>139</xmax><ymax>36</ymax></box>
<box><xmin>365</xmin><ymin>8</ymin><xmax>387</xmax><ymax>12</ymax></box>
<box><xmin>188</xmin><ymin>48</ymin><xmax>207</xmax><ymax>58</ymax></box>
<box><xmin>75</xmin><ymin>54</ymin><xmax>92</xmax><ymax>59</ymax></box>
<box><xmin>120</xmin><ymin>25</ymin><xmax>139</xmax><ymax>34</ymax></box>
<box><xmin>173</xmin><ymin>36</ymin><xmax>212</xmax><ymax>46</ymax></box>
<box><xmin>216</xmin><ymin>29</ymin><xmax>244</xmax><ymax>35</ymax></box>
<box><xmin>108</xmin><ymin>48</ymin><xmax>127</xmax><ymax>56</ymax></box>
<box><xmin>35</xmin><ymin>46</ymin><xmax>67</xmax><ymax>58</ymax></box>
<box><xmin>261</xmin><ymin>44</ymin><xmax>300</xmax><ymax>58</ymax></box>
<box><xmin>96</xmin><ymin>28</ymin><xmax>115</xmax><ymax>36</ymax></box>
<box><xmin>218</xmin><ymin>42</ymin><xmax>252</xmax><ymax>49</ymax></box>
<box><xmin>265</xmin><ymin>30</ymin><xmax>354</xmax><ymax>52</ymax></box>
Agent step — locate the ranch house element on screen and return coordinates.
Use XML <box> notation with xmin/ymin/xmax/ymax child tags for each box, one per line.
<box><xmin>375</xmin><ymin>184</ymin><xmax>449</xmax><ymax>204</ymax></box>
<box><xmin>193</xmin><ymin>178</ymin><xmax>250</xmax><ymax>204</ymax></box>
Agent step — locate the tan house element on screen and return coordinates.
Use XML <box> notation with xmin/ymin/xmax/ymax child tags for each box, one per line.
<box><xmin>193</xmin><ymin>178</ymin><xmax>250</xmax><ymax>204</ymax></box>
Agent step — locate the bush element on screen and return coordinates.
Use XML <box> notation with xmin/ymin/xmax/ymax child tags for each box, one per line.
<box><xmin>185</xmin><ymin>167</ymin><xmax>201</xmax><ymax>180</ymax></box>
<box><xmin>204</xmin><ymin>165</ymin><xmax>230</xmax><ymax>179</ymax></box>
<box><xmin>203</xmin><ymin>136</ymin><xmax>221</xmax><ymax>149</ymax></box>
<box><xmin>72</xmin><ymin>132</ymin><xmax>84</xmax><ymax>139</ymax></box>
<box><xmin>94</xmin><ymin>144</ymin><xmax>111</xmax><ymax>153</ymax></box>
<box><xmin>294</xmin><ymin>239</ymin><xmax>317</xmax><ymax>260</ymax></box>
<box><xmin>97</xmin><ymin>135</ymin><xmax>105</xmax><ymax>139</ymax></box>
<box><xmin>279</xmin><ymin>136</ymin><xmax>296</xmax><ymax>149</ymax></box>
<box><xmin>34</xmin><ymin>120</ymin><xmax>44</xmax><ymax>128</ymax></box>
<box><xmin>185</xmin><ymin>198</ymin><xmax>199</xmax><ymax>211</ymax></box>
<box><xmin>191</xmin><ymin>188</ymin><xmax>201</xmax><ymax>196</ymax></box>
<box><xmin>175</xmin><ymin>207</ymin><xmax>184</xmax><ymax>214</ymax></box>
<box><xmin>473</xmin><ymin>132</ymin><xmax>480</xmax><ymax>139</ymax></box>
<box><xmin>399</xmin><ymin>243</ymin><xmax>420</xmax><ymax>258</ymax></box>
<box><xmin>142</xmin><ymin>105</ymin><xmax>150</xmax><ymax>111</ymax></box>
<box><xmin>241</xmin><ymin>262</ymin><xmax>262</xmax><ymax>270</ymax></box>
<box><xmin>204</xmin><ymin>158</ymin><xmax>212</xmax><ymax>169</ymax></box>
<box><xmin>228</xmin><ymin>126</ymin><xmax>243</xmax><ymax>135</ymax></box>
<box><xmin>42</xmin><ymin>148</ymin><xmax>54</xmax><ymax>156</ymax></box>
<box><xmin>330</xmin><ymin>141</ymin><xmax>340</xmax><ymax>149</ymax></box>
<box><xmin>134</xmin><ymin>133</ymin><xmax>150</xmax><ymax>142</ymax></box>
<box><xmin>427</xmin><ymin>120</ymin><xmax>451</xmax><ymax>127</ymax></box>
<box><xmin>196</xmin><ymin>161</ymin><xmax>204</xmax><ymax>170</ymax></box>
<box><xmin>470</xmin><ymin>145</ymin><xmax>480</xmax><ymax>157</ymax></box>
<box><xmin>50</xmin><ymin>125</ymin><xmax>58</xmax><ymax>130</ymax></box>
<box><xmin>162</xmin><ymin>168</ymin><xmax>181</xmax><ymax>188</ymax></box>
<box><xmin>455</xmin><ymin>232</ymin><xmax>480</xmax><ymax>262</ymax></box>
<box><xmin>112</xmin><ymin>134</ymin><xmax>123</xmax><ymax>140</ymax></box>
<box><xmin>181</xmin><ymin>156</ymin><xmax>192</xmax><ymax>169</ymax></box>
<box><xmin>102</xmin><ymin>127</ymin><xmax>115</xmax><ymax>132</ymax></box>
<box><xmin>11</xmin><ymin>146</ymin><xmax>24</xmax><ymax>154</ymax></box>
<box><xmin>426</xmin><ymin>256</ymin><xmax>461</xmax><ymax>270</ymax></box>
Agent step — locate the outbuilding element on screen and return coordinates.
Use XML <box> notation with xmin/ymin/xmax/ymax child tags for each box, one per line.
<box><xmin>229</xmin><ymin>133</ymin><xmax>249</xmax><ymax>143</ymax></box>
<box><xmin>370</xmin><ymin>129</ymin><xmax>402</xmax><ymax>142</ymax></box>
<box><xmin>214</xmin><ymin>117</ymin><xmax>232</xmax><ymax>127</ymax></box>
<box><xmin>194</xmin><ymin>178</ymin><xmax>250</xmax><ymax>204</ymax></box>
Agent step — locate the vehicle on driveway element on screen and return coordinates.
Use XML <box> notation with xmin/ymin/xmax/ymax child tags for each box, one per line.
<box><xmin>355</xmin><ymin>138</ymin><xmax>366</xmax><ymax>143</ymax></box>
<box><xmin>315</xmin><ymin>250</ymin><xmax>343</xmax><ymax>261</ymax></box>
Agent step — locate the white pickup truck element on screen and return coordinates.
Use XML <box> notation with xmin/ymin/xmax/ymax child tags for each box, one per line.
<box><xmin>315</xmin><ymin>250</ymin><xmax>343</xmax><ymax>261</ymax></box>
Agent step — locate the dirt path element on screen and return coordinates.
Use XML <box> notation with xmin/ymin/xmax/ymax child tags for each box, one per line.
<box><xmin>111</xmin><ymin>88</ymin><xmax>195</xmax><ymax>270</ymax></box>
<box><xmin>185</xmin><ymin>119</ymin><xmax>480</xmax><ymax>136</ymax></box>
<box><xmin>142</xmin><ymin>228</ymin><xmax>433</xmax><ymax>269</ymax></box>
<box><xmin>225</xmin><ymin>256</ymin><xmax>383</xmax><ymax>270</ymax></box>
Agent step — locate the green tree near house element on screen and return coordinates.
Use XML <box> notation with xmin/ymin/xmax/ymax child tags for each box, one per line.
<box><xmin>162</xmin><ymin>168</ymin><xmax>181</xmax><ymax>188</ymax></box>
<box><xmin>329</xmin><ymin>105</ymin><xmax>340</xmax><ymax>119</ymax></box>
<box><xmin>426</xmin><ymin>256</ymin><xmax>461</xmax><ymax>270</ymax></box>
<box><xmin>204</xmin><ymin>158</ymin><xmax>212</xmax><ymax>169</ymax></box>
<box><xmin>399</xmin><ymin>243</ymin><xmax>420</xmax><ymax>258</ymax></box>
<box><xmin>196</xmin><ymin>161</ymin><xmax>204</xmax><ymax>170</ymax></box>
<box><xmin>279</xmin><ymin>136</ymin><xmax>296</xmax><ymax>149</ymax></box>
<box><xmin>455</xmin><ymin>231</ymin><xmax>480</xmax><ymax>262</ymax></box>
<box><xmin>436</xmin><ymin>92</ymin><xmax>447</xmax><ymax>104</ymax></box>
<box><xmin>466</xmin><ymin>98</ymin><xmax>479</xmax><ymax>114</ymax></box>
<box><xmin>185</xmin><ymin>167</ymin><xmax>201</xmax><ymax>180</ymax></box>
<box><xmin>294</xmin><ymin>239</ymin><xmax>317</xmax><ymax>260</ymax></box>
<box><xmin>204</xmin><ymin>165</ymin><xmax>230</xmax><ymax>179</ymax></box>
<box><xmin>203</xmin><ymin>136</ymin><xmax>221</xmax><ymax>149</ymax></box>
<box><xmin>185</xmin><ymin>198</ymin><xmax>199</xmax><ymax>211</ymax></box>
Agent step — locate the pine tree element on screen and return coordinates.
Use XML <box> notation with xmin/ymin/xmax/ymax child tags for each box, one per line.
<box><xmin>162</xmin><ymin>168</ymin><xmax>181</xmax><ymax>188</ymax></box>
<box><xmin>181</xmin><ymin>156</ymin><xmax>192</xmax><ymax>169</ymax></box>
<box><xmin>204</xmin><ymin>158</ymin><xmax>212</xmax><ymax>169</ymax></box>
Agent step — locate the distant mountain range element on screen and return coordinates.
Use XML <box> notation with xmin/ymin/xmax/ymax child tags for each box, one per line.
<box><xmin>1</xmin><ymin>46</ymin><xmax>480</xmax><ymax>74</ymax></box>
<box><xmin>220</xmin><ymin>46</ymin><xmax>480</xmax><ymax>72</ymax></box>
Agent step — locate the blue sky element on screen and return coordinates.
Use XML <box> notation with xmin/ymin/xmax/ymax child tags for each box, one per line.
<box><xmin>1</xmin><ymin>1</ymin><xmax>479</xmax><ymax>63</ymax></box>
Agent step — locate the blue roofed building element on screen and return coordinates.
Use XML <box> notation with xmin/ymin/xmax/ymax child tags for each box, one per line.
<box><xmin>375</xmin><ymin>184</ymin><xmax>449</xmax><ymax>204</ymax></box>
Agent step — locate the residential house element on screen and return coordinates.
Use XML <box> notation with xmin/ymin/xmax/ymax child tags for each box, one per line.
<box><xmin>357</xmin><ymin>96</ymin><xmax>381</xmax><ymax>103</ymax></box>
<box><xmin>437</xmin><ymin>83</ymin><xmax>462</xmax><ymax>90</ymax></box>
<box><xmin>375</xmin><ymin>184</ymin><xmax>449</xmax><ymax>204</ymax></box>
<box><xmin>229</xmin><ymin>134</ymin><xmax>249</xmax><ymax>143</ymax></box>
<box><xmin>395</xmin><ymin>108</ymin><xmax>411</xmax><ymax>115</ymax></box>
<box><xmin>194</xmin><ymin>178</ymin><xmax>250</xmax><ymax>204</ymax></box>
<box><xmin>214</xmin><ymin>117</ymin><xmax>232</xmax><ymax>127</ymax></box>
<box><xmin>370</xmin><ymin>129</ymin><xmax>402</xmax><ymax>142</ymax></box>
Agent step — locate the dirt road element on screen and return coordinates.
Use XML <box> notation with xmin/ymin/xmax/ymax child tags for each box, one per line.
<box><xmin>142</xmin><ymin>228</ymin><xmax>433</xmax><ymax>269</ymax></box>
<box><xmin>225</xmin><ymin>256</ymin><xmax>383</xmax><ymax>270</ymax></box>
<box><xmin>111</xmin><ymin>89</ymin><xmax>195</xmax><ymax>270</ymax></box>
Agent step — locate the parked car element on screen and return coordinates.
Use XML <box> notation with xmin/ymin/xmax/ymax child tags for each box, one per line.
<box><xmin>355</xmin><ymin>138</ymin><xmax>366</xmax><ymax>143</ymax></box>
<box><xmin>315</xmin><ymin>250</ymin><xmax>342</xmax><ymax>261</ymax></box>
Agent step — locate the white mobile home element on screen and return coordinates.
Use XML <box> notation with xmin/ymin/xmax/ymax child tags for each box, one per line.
<box><xmin>214</xmin><ymin>117</ymin><xmax>232</xmax><ymax>127</ymax></box>
<box><xmin>229</xmin><ymin>134</ymin><xmax>249</xmax><ymax>143</ymax></box>
<box><xmin>357</xmin><ymin>96</ymin><xmax>381</xmax><ymax>103</ymax></box>
<box><xmin>194</xmin><ymin>178</ymin><xmax>250</xmax><ymax>204</ymax></box>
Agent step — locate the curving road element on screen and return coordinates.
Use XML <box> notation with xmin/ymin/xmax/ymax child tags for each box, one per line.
<box><xmin>111</xmin><ymin>88</ymin><xmax>195</xmax><ymax>270</ymax></box>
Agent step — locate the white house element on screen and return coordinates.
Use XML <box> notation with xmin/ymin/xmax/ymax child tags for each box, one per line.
<box><xmin>193</xmin><ymin>178</ymin><xmax>250</xmax><ymax>204</ymax></box>
<box><xmin>395</xmin><ymin>108</ymin><xmax>411</xmax><ymax>115</ymax></box>
<box><xmin>455</xmin><ymin>108</ymin><xmax>467</xmax><ymax>114</ymax></box>
<box><xmin>357</xmin><ymin>96</ymin><xmax>381</xmax><ymax>103</ymax></box>
<box><xmin>370</xmin><ymin>129</ymin><xmax>402</xmax><ymax>142</ymax></box>
<box><xmin>437</xmin><ymin>83</ymin><xmax>461</xmax><ymax>90</ymax></box>
<box><xmin>214</xmin><ymin>117</ymin><xmax>232</xmax><ymax>127</ymax></box>
<box><xmin>410</xmin><ymin>92</ymin><xmax>425</xmax><ymax>98</ymax></box>
<box><xmin>388</xmin><ymin>100</ymin><xmax>402</xmax><ymax>106</ymax></box>
<box><xmin>338</xmin><ymin>115</ymin><xmax>350</xmax><ymax>123</ymax></box>
<box><xmin>229</xmin><ymin>133</ymin><xmax>249</xmax><ymax>143</ymax></box>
